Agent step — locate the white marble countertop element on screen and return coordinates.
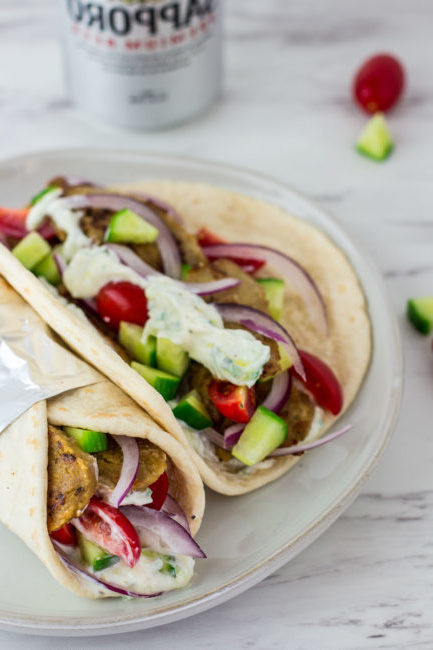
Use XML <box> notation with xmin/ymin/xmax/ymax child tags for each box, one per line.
<box><xmin>1</xmin><ymin>0</ymin><xmax>432</xmax><ymax>647</ymax></box>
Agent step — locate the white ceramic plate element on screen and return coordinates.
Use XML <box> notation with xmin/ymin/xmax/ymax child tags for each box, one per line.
<box><xmin>0</xmin><ymin>150</ymin><xmax>402</xmax><ymax>636</ymax></box>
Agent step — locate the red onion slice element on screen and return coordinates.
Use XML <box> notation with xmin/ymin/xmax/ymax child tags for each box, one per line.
<box><xmin>133</xmin><ymin>192</ymin><xmax>183</xmax><ymax>224</ymax></box>
<box><xmin>120</xmin><ymin>505</ymin><xmax>206</xmax><ymax>559</ymax></box>
<box><xmin>53</xmin><ymin>252</ymin><xmax>66</xmax><ymax>276</ymax></box>
<box><xmin>268</xmin><ymin>424</ymin><xmax>353</xmax><ymax>457</ymax></box>
<box><xmin>215</xmin><ymin>303</ymin><xmax>306</xmax><ymax>381</ymax></box>
<box><xmin>108</xmin><ymin>436</ymin><xmax>140</xmax><ymax>507</ymax></box>
<box><xmin>223</xmin><ymin>423</ymin><xmax>244</xmax><ymax>449</ymax></box>
<box><xmin>203</xmin><ymin>244</ymin><xmax>328</xmax><ymax>337</ymax></box>
<box><xmin>161</xmin><ymin>495</ymin><xmax>190</xmax><ymax>533</ymax></box>
<box><xmin>202</xmin><ymin>427</ymin><xmax>225</xmax><ymax>449</ymax></box>
<box><xmin>261</xmin><ymin>371</ymin><xmax>292</xmax><ymax>414</ymax></box>
<box><xmin>65</xmin><ymin>193</ymin><xmax>181</xmax><ymax>278</ymax></box>
<box><xmin>107</xmin><ymin>243</ymin><xmax>240</xmax><ymax>295</ymax></box>
<box><xmin>62</xmin><ymin>176</ymin><xmax>102</xmax><ymax>188</ymax></box>
<box><xmin>55</xmin><ymin>544</ymin><xmax>161</xmax><ymax>599</ymax></box>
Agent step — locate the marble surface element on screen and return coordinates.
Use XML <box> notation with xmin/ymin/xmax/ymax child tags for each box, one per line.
<box><xmin>0</xmin><ymin>0</ymin><xmax>432</xmax><ymax>647</ymax></box>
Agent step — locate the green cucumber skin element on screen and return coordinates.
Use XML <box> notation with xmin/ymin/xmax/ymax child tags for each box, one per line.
<box><xmin>93</xmin><ymin>555</ymin><xmax>120</xmax><ymax>572</ymax></box>
<box><xmin>106</xmin><ymin>209</ymin><xmax>158</xmax><ymax>244</ymax></box>
<box><xmin>12</xmin><ymin>232</ymin><xmax>51</xmax><ymax>271</ymax></box>
<box><xmin>77</xmin><ymin>532</ymin><xmax>118</xmax><ymax>572</ymax></box>
<box><xmin>119</xmin><ymin>322</ymin><xmax>157</xmax><ymax>366</ymax></box>
<box><xmin>156</xmin><ymin>338</ymin><xmax>190</xmax><ymax>378</ymax></box>
<box><xmin>30</xmin><ymin>186</ymin><xmax>58</xmax><ymax>206</ymax></box>
<box><xmin>356</xmin><ymin>142</ymin><xmax>393</xmax><ymax>162</ymax></box>
<box><xmin>407</xmin><ymin>298</ymin><xmax>433</xmax><ymax>335</ymax></box>
<box><xmin>181</xmin><ymin>264</ymin><xmax>192</xmax><ymax>280</ymax></box>
<box><xmin>63</xmin><ymin>426</ymin><xmax>108</xmax><ymax>453</ymax></box>
<box><xmin>131</xmin><ymin>362</ymin><xmax>180</xmax><ymax>400</ymax></box>
<box><xmin>173</xmin><ymin>391</ymin><xmax>212</xmax><ymax>430</ymax></box>
<box><xmin>232</xmin><ymin>406</ymin><xmax>288</xmax><ymax>466</ymax></box>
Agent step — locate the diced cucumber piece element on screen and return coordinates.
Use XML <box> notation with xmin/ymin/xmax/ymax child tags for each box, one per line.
<box><xmin>131</xmin><ymin>362</ymin><xmax>180</xmax><ymax>400</ymax></box>
<box><xmin>119</xmin><ymin>322</ymin><xmax>157</xmax><ymax>366</ymax></box>
<box><xmin>181</xmin><ymin>264</ymin><xmax>192</xmax><ymax>280</ymax></box>
<box><xmin>78</xmin><ymin>532</ymin><xmax>119</xmax><ymax>572</ymax></box>
<box><xmin>278</xmin><ymin>343</ymin><xmax>293</xmax><ymax>372</ymax></box>
<box><xmin>256</xmin><ymin>278</ymin><xmax>285</xmax><ymax>320</ymax></box>
<box><xmin>232</xmin><ymin>406</ymin><xmax>288</xmax><ymax>466</ymax></box>
<box><xmin>173</xmin><ymin>390</ymin><xmax>212</xmax><ymax>430</ymax></box>
<box><xmin>105</xmin><ymin>209</ymin><xmax>158</xmax><ymax>244</ymax></box>
<box><xmin>63</xmin><ymin>426</ymin><xmax>108</xmax><ymax>453</ymax></box>
<box><xmin>12</xmin><ymin>232</ymin><xmax>51</xmax><ymax>271</ymax></box>
<box><xmin>156</xmin><ymin>338</ymin><xmax>190</xmax><ymax>378</ymax></box>
<box><xmin>142</xmin><ymin>550</ymin><xmax>177</xmax><ymax>577</ymax></box>
<box><xmin>356</xmin><ymin>113</ymin><xmax>394</xmax><ymax>161</ymax></box>
<box><xmin>33</xmin><ymin>252</ymin><xmax>60</xmax><ymax>285</ymax></box>
<box><xmin>407</xmin><ymin>297</ymin><xmax>433</xmax><ymax>334</ymax></box>
<box><xmin>30</xmin><ymin>185</ymin><xmax>58</xmax><ymax>206</ymax></box>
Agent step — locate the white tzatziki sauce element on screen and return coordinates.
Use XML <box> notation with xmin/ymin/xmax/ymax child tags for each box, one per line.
<box><xmin>62</xmin><ymin>248</ymin><xmax>270</xmax><ymax>387</ymax></box>
<box><xmin>26</xmin><ymin>188</ymin><xmax>90</xmax><ymax>260</ymax></box>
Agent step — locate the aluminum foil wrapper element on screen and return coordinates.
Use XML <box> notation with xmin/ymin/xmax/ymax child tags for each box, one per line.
<box><xmin>0</xmin><ymin>295</ymin><xmax>101</xmax><ymax>432</ymax></box>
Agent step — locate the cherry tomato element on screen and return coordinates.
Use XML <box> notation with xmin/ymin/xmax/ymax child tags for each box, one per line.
<box><xmin>293</xmin><ymin>350</ymin><xmax>343</xmax><ymax>415</ymax></box>
<box><xmin>0</xmin><ymin>208</ymin><xmax>29</xmax><ymax>239</ymax></box>
<box><xmin>49</xmin><ymin>523</ymin><xmax>77</xmax><ymax>547</ymax></box>
<box><xmin>96</xmin><ymin>281</ymin><xmax>148</xmax><ymax>330</ymax></box>
<box><xmin>76</xmin><ymin>497</ymin><xmax>141</xmax><ymax>568</ymax></box>
<box><xmin>197</xmin><ymin>228</ymin><xmax>227</xmax><ymax>247</ymax></box>
<box><xmin>208</xmin><ymin>380</ymin><xmax>256</xmax><ymax>423</ymax></box>
<box><xmin>353</xmin><ymin>53</ymin><xmax>405</xmax><ymax>114</ymax></box>
<box><xmin>146</xmin><ymin>471</ymin><xmax>169</xmax><ymax>511</ymax></box>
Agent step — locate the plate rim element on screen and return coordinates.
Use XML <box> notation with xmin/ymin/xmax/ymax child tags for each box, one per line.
<box><xmin>0</xmin><ymin>148</ymin><xmax>403</xmax><ymax>635</ymax></box>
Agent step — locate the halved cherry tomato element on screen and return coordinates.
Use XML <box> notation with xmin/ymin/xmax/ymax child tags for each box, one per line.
<box><xmin>96</xmin><ymin>281</ymin><xmax>148</xmax><ymax>330</ymax></box>
<box><xmin>49</xmin><ymin>523</ymin><xmax>77</xmax><ymax>547</ymax></box>
<box><xmin>0</xmin><ymin>207</ymin><xmax>56</xmax><ymax>240</ymax></box>
<box><xmin>292</xmin><ymin>350</ymin><xmax>343</xmax><ymax>415</ymax></box>
<box><xmin>353</xmin><ymin>53</ymin><xmax>405</xmax><ymax>114</ymax></box>
<box><xmin>208</xmin><ymin>380</ymin><xmax>256</xmax><ymax>423</ymax></box>
<box><xmin>75</xmin><ymin>497</ymin><xmax>141</xmax><ymax>568</ymax></box>
<box><xmin>197</xmin><ymin>228</ymin><xmax>265</xmax><ymax>273</ymax></box>
<box><xmin>146</xmin><ymin>471</ymin><xmax>169</xmax><ymax>511</ymax></box>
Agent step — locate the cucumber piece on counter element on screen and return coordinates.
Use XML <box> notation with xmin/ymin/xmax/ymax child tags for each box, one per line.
<box><xmin>231</xmin><ymin>406</ymin><xmax>287</xmax><ymax>466</ymax></box>
<box><xmin>256</xmin><ymin>278</ymin><xmax>285</xmax><ymax>321</ymax></box>
<box><xmin>131</xmin><ymin>362</ymin><xmax>180</xmax><ymax>400</ymax></box>
<box><xmin>12</xmin><ymin>232</ymin><xmax>51</xmax><ymax>271</ymax></box>
<box><xmin>63</xmin><ymin>426</ymin><xmax>108</xmax><ymax>453</ymax></box>
<box><xmin>33</xmin><ymin>252</ymin><xmax>60</xmax><ymax>285</ymax></box>
<box><xmin>407</xmin><ymin>297</ymin><xmax>433</xmax><ymax>334</ymax></box>
<box><xmin>142</xmin><ymin>550</ymin><xmax>177</xmax><ymax>577</ymax></box>
<box><xmin>356</xmin><ymin>113</ymin><xmax>393</xmax><ymax>161</ymax></box>
<box><xmin>156</xmin><ymin>338</ymin><xmax>190</xmax><ymax>378</ymax></box>
<box><xmin>30</xmin><ymin>185</ymin><xmax>58</xmax><ymax>206</ymax></box>
<box><xmin>181</xmin><ymin>264</ymin><xmax>192</xmax><ymax>280</ymax></box>
<box><xmin>119</xmin><ymin>322</ymin><xmax>157</xmax><ymax>366</ymax></box>
<box><xmin>105</xmin><ymin>209</ymin><xmax>158</xmax><ymax>244</ymax></box>
<box><xmin>173</xmin><ymin>390</ymin><xmax>212</xmax><ymax>430</ymax></box>
<box><xmin>78</xmin><ymin>532</ymin><xmax>119</xmax><ymax>572</ymax></box>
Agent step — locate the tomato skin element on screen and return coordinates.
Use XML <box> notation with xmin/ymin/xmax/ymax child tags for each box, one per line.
<box><xmin>76</xmin><ymin>497</ymin><xmax>141</xmax><ymax>568</ymax></box>
<box><xmin>0</xmin><ymin>207</ymin><xmax>56</xmax><ymax>240</ymax></box>
<box><xmin>96</xmin><ymin>281</ymin><xmax>148</xmax><ymax>330</ymax></box>
<box><xmin>293</xmin><ymin>350</ymin><xmax>343</xmax><ymax>415</ymax></box>
<box><xmin>353</xmin><ymin>54</ymin><xmax>405</xmax><ymax>114</ymax></box>
<box><xmin>208</xmin><ymin>380</ymin><xmax>256</xmax><ymax>423</ymax></box>
<box><xmin>50</xmin><ymin>523</ymin><xmax>77</xmax><ymax>547</ymax></box>
<box><xmin>198</xmin><ymin>228</ymin><xmax>265</xmax><ymax>273</ymax></box>
<box><xmin>146</xmin><ymin>472</ymin><xmax>169</xmax><ymax>511</ymax></box>
<box><xmin>197</xmin><ymin>228</ymin><xmax>226</xmax><ymax>247</ymax></box>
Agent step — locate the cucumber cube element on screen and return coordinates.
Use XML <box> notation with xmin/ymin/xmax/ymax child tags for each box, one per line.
<box><xmin>131</xmin><ymin>362</ymin><xmax>180</xmax><ymax>400</ymax></box>
<box><xmin>105</xmin><ymin>209</ymin><xmax>158</xmax><ymax>244</ymax></box>
<box><xmin>63</xmin><ymin>426</ymin><xmax>108</xmax><ymax>453</ymax></box>
<box><xmin>33</xmin><ymin>252</ymin><xmax>61</xmax><ymax>285</ymax></box>
<box><xmin>173</xmin><ymin>390</ymin><xmax>212</xmax><ymax>430</ymax></box>
<box><xmin>12</xmin><ymin>232</ymin><xmax>51</xmax><ymax>271</ymax></box>
<box><xmin>77</xmin><ymin>532</ymin><xmax>119</xmax><ymax>572</ymax></box>
<box><xmin>119</xmin><ymin>322</ymin><xmax>157</xmax><ymax>366</ymax></box>
<box><xmin>356</xmin><ymin>113</ymin><xmax>394</xmax><ymax>161</ymax></box>
<box><xmin>181</xmin><ymin>264</ymin><xmax>192</xmax><ymax>280</ymax></box>
<box><xmin>232</xmin><ymin>406</ymin><xmax>288</xmax><ymax>466</ymax></box>
<box><xmin>256</xmin><ymin>278</ymin><xmax>285</xmax><ymax>320</ymax></box>
<box><xmin>407</xmin><ymin>297</ymin><xmax>433</xmax><ymax>334</ymax></box>
<box><xmin>156</xmin><ymin>338</ymin><xmax>190</xmax><ymax>378</ymax></box>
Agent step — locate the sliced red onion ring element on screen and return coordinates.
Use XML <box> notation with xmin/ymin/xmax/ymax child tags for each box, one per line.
<box><xmin>161</xmin><ymin>494</ymin><xmax>190</xmax><ymax>533</ymax></box>
<box><xmin>120</xmin><ymin>505</ymin><xmax>206</xmax><ymax>559</ymax></box>
<box><xmin>262</xmin><ymin>371</ymin><xmax>292</xmax><ymax>414</ymax></box>
<box><xmin>65</xmin><ymin>193</ymin><xmax>181</xmax><ymax>278</ymax></box>
<box><xmin>223</xmin><ymin>423</ymin><xmax>244</xmax><ymax>449</ymax></box>
<box><xmin>108</xmin><ymin>436</ymin><xmax>140</xmax><ymax>507</ymax></box>
<box><xmin>268</xmin><ymin>424</ymin><xmax>353</xmax><ymax>457</ymax></box>
<box><xmin>62</xmin><ymin>176</ymin><xmax>102</xmax><ymax>188</ymax></box>
<box><xmin>203</xmin><ymin>244</ymin><xmax>328</xmax><ymax>337</ymax></box>
<box><xmin>202</xmin><ymin>427</ymin><xmax>225</xmax><ymax>449</ymax></box>
<box><xmin>215</xmin><ymin>303</ymin><xmax>306</xmax><ymax>381</ymax></box>
<box><xmin>55</xmin><ymin>544</ymin><xmax>161</xmax><ymax>599</ymax></box>
<box><xmin>53</xmin><ymin>252</ymin><xmax>66</xmax><ymax>276</ymax></box>
<box><xmin>107</xmin><ymin>243</ymin><xmax>240</xmax><ymax>295</ymax></box>
<box><xmin>133</xmin><ymin>192</ymin><xmax>183</xmax><ymax>224</ymax></box>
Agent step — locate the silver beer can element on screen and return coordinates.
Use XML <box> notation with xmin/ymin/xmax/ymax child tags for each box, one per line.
<box><xmin>62</xmin><ymin>0</ymin><xmax>222</xmax><ymax>129</ymax></box>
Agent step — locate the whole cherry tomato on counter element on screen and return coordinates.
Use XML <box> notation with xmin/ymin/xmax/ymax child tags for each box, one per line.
<box><xmin>353</xmin><ymin>53</ymin><xmax>405</xmax><ymax>114</ymax></box>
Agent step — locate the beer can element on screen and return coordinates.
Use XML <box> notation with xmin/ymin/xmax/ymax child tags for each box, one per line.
<box><xmin>62</xmin><ymin>0</ymin><xmax>223</xmax><ymax>130</ymax></box>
